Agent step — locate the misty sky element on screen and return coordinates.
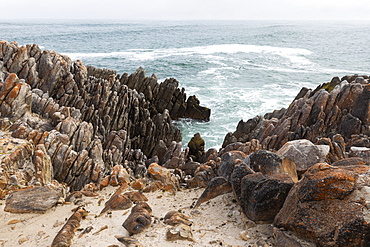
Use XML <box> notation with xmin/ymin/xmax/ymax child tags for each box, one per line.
<box><xmin>0</xmin><ymin>0</ymin><xmax>369</xmax><ymax>20</ymax></box>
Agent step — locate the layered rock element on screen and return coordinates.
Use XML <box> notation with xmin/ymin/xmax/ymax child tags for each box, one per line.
<box><xmin>0</xmin><ymin>40</ymin><xmax>209</xmax><ymax>191</ymax></box>
<box><xmin>87</xmin><ymin>66</ymin><xmax>211</xmax><ymax>121</ymax></box>
<box><xmin>223</xmin><ymin>75</ymin><xmax>370</xmax><ymax>155</ymax></box>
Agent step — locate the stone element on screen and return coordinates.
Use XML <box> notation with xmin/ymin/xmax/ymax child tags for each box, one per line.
<box><xmin>124</xmin><ymin>191</ymin><xmax>148</xmax><ymax>203</ymax></box>
<box><xmin>115</xmin><ymin>236</ymin><xmax>143</xmax><ymax>247</ymax></box>
<box><xmin>332</xmin><ymin>157</ymin><xmax>366</xmax><ymax>167</ymax></box>
<box><xmin>166</xmin><ymin>223</ymin><xmax>194</xmax><ymax>242</ymax></box>
<box><xmin>240</xmin><ymin>172</ymin><xmax>294</xmax><ymax>223</ymax></box>
<box><xmin>246</xmin><ymin>150</ymin><xmax>298</xmax><ymax>182</ymax></box>
<box><xmin>163</xmin><ymin>211</ymin><xmax>192</xmax><ymax>226</ymax></box>
<box><xmin>187</xmin><ymin>133</ymin><xmax>205</xmax><ymax>162</ymax></box>
<box><xmin>194</xmin><ymin>177</ymin><xmax>232</xmax><ymax>208</ymax></box>
<box><xmin>4</xmin><ymin>186</ymin><xmax>63</xmax><ymax>213</ymax></box>
<box><xmin>122</xmin><ymin>202</ymin><xmax>152</xmax><ymax>235</ymax></box>
<box><xmin>147</xmin><ymin>163</ymin><xmax>171</xmax><ymax>183</ymax></box>
<box><xmin>274</xmin><ymin>163</ymin><xmax>370</xmax><ymax>246</ymax></box>
<box><xmin>186</xmin><ymin>164</ymin><xmax>216</xmax><ymax>188</ymax></box>
<box><xmin>349</xmin><ymin>146</ymin><xmax>370</xmax><ymax>163</ymax></box>
<box><xmin>51</xmin><ymin>208</ymin><xmax>88</xmax><ymax>247</ymax></box>
<box><xmin>276</xmin><ymin>139</ymin><xmax>329</xmax><ymax>174</ymax></box>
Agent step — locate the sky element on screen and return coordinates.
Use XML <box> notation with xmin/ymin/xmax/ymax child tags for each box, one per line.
<box><xmin>0</xmin><ymin>0</ymin><xmax>369</xmax><ymax>20</ymax></box>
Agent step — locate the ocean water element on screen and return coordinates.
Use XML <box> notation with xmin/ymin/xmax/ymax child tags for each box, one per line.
<box><xmin>1</xmin><ymin>20</ymin><xmax>370</xmax><ymax>149</ymax></box>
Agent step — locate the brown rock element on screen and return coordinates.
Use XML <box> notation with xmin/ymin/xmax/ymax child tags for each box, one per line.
<box><xmin>124</xmin><ymin>191</ymin><xmax>148</xmax><ymax>203</ymax></box>
<box><xmin>51</xmin><ymin>208</ymin><xmax>88</xmax><ymax>247</ymax></box>
<box><xmin>5</xmin><ymin>186</ymin><xmax>63</xmax><ymax>213</ymax></box>
<box><xmin>274</xmin><ymin>163</ymin><xmax>370</xmax><ymax>246</ymax></box>
<box><xmin>122</xmin><ymin>202</ymin><xmax>152</xmax><ymax>234</ymax></box>
<box><xmin>164</xmin><ymin>211</ymin><xmax>192</xmax><ymax>226</ymax></box>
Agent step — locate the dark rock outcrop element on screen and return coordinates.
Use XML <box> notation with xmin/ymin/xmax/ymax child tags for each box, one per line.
<box><xmin>223</xmin><ymin>75</ymin><xmax>370</xmax><ymax>153</ymax></box>
<box><xmin>240</xmin><ymin>172</ymin><xmax>294</xmax><ymax>223</ymax></box>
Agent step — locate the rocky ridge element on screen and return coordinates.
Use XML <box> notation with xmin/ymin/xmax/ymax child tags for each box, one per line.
<box><xmin>2</xmin><ymin>39</ymin><xmax>370</xmax><ymax>247</ymax></box>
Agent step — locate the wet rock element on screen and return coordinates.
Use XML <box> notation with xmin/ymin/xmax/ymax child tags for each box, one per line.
<box><xmin>276</xmin><ymin>139</ymin><xmax>329</xmax><ymax>175</ymax></box>
<box><xmin>274</xmin><ymin>163</ymin><xmax>370</xmax><ymax>246</ymax></box>
<box><xmin>51</xmin><ymin>208</ymin><xmax>88</xmax><ymax>247</ymax></box>
<box><xmin>240</xmin><ymin>172</ymin><xmax>294</xmax><ymax>223</ymax></box>
<box><xmin>122</xmin><ymin>202</ymin><xmax>152</xmax><ymax>235</ymax></box>
<box><xmin>166</xmin><ymin>223</ymin><xmax>194</xmax><ymax>242</ymax></box>
<box><xmin>4</xmin><ymin>185</ymin><xmax>63</xmax><ymax>213</ymax></box>
<box><xmin>163</xmin><ymin>211</ymin><xmax>192</xmax><ymax>226</ymax></box>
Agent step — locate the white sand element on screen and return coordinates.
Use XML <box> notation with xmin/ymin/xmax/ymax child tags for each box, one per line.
<box><xmin>0</xmin><ymin>186</ymin><xmax>274</xmax><ymax>247</ymax></box>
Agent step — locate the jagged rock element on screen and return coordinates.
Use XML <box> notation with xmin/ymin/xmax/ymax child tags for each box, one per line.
<box><xmin>122</xmin><ymin>202</ymin><xmax>152</xmax><ymax>235</ymax></box>
<box><xmin>115</xmin><ymin>236</ymin><xmax>143</xmax><ymax>247</ymax></box>
<box><xmin>240</xmin><ymin>172</ymin><xmax>294</xmax><ymax>223</ymax></box>
<box><xmin>1</xmin><ymin>40</ymin><xmax>211</xmax><ymax>191</ymax></box>
<box><xmin>51</xmin><ymin>208</ymin><xmax>88</xmax><ymax>247</ymax></box>
<box><xmin>4</xmin><ymin>185</ymin><xmax>63</xmax><ymax>213</ymax></box>
<box><xmin>161</xmin><ymin>141</ymin><xmax>186</xmax><ymax>169</ymax></box>
<box><xmin>222</xmin><ymin>77</ymin><xmax>370</xmax><ymax>153</ymax></box>
<box><xmin>163</xmin><ymin>211</ymin><xmax>192</xmax><ymax>226</ymax></box>
<box><xmin>274</xmin><ymin>163</ymin><xmax>370</xmax><ymax>246</ymax></box>
<box><xmin>187</xmin><ymin>133</ymin><xmax>205</xmax><ymax>162</ymax></box>
<box><xmin>316</xmin><ymin>134</ymin><xmax>346</xmax><ymax>163</ymax></box>
<box><xmin>276</xmin><ymin>139</ymin><xmax>329</xmax><ymax>175</ymax></box>
<box><xmin>218</xmin><ymin>139</ymin><xmax>262</xmax><ymax>157</ymax></box>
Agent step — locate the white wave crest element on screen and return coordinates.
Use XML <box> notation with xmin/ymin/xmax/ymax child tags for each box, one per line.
<box><xmin>63</xmin><ymin>44</ymin><xmax>312</xmax><ymax>64</ymax></box>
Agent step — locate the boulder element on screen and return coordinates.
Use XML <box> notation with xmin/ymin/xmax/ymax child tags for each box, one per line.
<box><xmin>240</xmin><ymin>172</ymin><xmax>294</xmax><ymax>223</ymax></box>
<box><xmin>187</xmin><ymin>133</ymin><xmax>205</xmax><ymax>162</ymax></box>
<box><xmin>246</xmin><ymin>150</ymin><xmax>298</xmax><ymax>182</ymax></box>
<box><xmin>4</xmin><ymin>186</ymin><xmax>63</xmax><ymax>213</ymax></box>
<box><xmin>122</xmin><ymin>202</ymin><xmax>152</xmax><ymax>235</ymax></box>
<box><xmin>276</xmin><ymin>139</ymin><xmax>329</xmax><ymax>175</ymax></box>
<box><xmin>274</xmin><ymin>163</ymin><xmax>370</xmax><ymax>246</ymax></box>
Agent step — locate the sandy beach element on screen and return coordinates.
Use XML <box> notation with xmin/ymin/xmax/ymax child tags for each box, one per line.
<box><xmin>0</xmin><ymin>186</ymin><xmax>274</xmax><ymax>247</ymax></box>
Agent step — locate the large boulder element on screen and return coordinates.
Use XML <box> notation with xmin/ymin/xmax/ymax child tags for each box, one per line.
<box><xmin>274</xmin><ymin>163</ymin><xmax>370</xmax><ymax>246</ymax></box>
<box><xmin>240</xmin><ymin>172</ymin><xmax>294</xmax><ymax>223</ymax></box>
<box><xmin>276</xmin><ymin>139</ymin><xmax>329</xmax><ymax>175</ymax></box>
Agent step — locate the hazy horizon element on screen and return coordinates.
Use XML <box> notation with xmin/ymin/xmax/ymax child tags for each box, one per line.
<box><xmin>1</xmin><ymin>0</ymin><xmax>369</xmax><ymax>21</ymax></box>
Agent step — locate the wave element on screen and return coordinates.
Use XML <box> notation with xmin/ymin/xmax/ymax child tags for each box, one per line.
<box><xmin>63</xmin><ymin>44</ymin><xmax>312</xmax><ymax>64</ymax></box>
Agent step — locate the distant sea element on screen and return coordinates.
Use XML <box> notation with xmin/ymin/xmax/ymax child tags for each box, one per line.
<box><xmin>1</xmin><ymin>20</ymin><xmax>370</xmax><ymax>149</ymax></box>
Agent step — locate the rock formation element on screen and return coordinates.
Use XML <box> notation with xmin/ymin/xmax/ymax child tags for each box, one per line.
<box><xmin>0</xmin><ymin>40</ymin><xmax>209</xmax><ymax>191</ymax></box>
<box><xmin>223</xmin><ymin>75</ymin><xmax>370</xmax><ymax>156</ymax></box>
